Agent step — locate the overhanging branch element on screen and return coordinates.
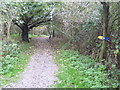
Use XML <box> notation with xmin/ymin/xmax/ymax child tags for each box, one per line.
<box><xmin>29</xmin><ymin>19</ymin><xmax>51</xmax><ymax>29</ymax></box>
<box><xmin>13</xmin><ymin>22</ymin><xmax>23</xmax><ymax>30</ymax></box>
<box><xmin>28</xmin><ymin>12</ymin><xmax>51</xmax><ymax>29</ymax></box>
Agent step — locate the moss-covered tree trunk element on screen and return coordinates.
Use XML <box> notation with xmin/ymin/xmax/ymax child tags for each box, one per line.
<box><xmin>99</xmin><ymin>2</ymin><xmax>109</xmax><ymax>60</ymax></box>
<box><xmin>117</xmin><ymin>2</ymin><xmax>120</xmax><ymax>69</ymax></box>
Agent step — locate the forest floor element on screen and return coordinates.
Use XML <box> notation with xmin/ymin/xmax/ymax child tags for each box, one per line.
<box><xmin>4</xmin><ymin>37</ymin><xmax>59</xmax><ymax>88</ymax></box>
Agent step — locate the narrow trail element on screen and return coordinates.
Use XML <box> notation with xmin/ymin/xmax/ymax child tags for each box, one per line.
<box><xmin>5</xmin><ymin>37</ymin><xmax>58</xmax><ymax>88</ymax></box>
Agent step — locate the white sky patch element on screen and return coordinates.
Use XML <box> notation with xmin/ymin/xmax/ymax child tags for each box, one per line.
<box><xmin>0</xmin><ymin>0</ymin><xmax>120</xmax><ymax>2</ymax></box>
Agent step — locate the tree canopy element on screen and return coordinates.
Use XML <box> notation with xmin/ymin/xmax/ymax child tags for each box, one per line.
<box><xmin>1</xmin><ymin>2</ymin><xmax>54</xmax><ymax>42</ymax></box>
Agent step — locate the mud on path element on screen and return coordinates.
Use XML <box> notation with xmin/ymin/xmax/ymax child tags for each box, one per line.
<box><xmin>4</xmin><ymin>37</ymin><xmax>58</xmax><ymax>88</ymax></box>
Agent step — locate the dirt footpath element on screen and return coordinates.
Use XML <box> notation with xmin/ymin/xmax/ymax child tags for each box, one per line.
<box><xmin>4</xmin><ymin>37</ymin><xmax>58</xmax><ymax>88</ymax></box>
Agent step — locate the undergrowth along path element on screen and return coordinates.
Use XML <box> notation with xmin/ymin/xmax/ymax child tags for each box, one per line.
<box><xmin>4</xmin><ymin>37</ymin><xmax>58</xmax><ymax>88</ymax></box>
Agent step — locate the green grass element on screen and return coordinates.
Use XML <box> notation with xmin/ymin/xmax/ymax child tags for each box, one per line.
<box><xmin>11</xmin><ymin>33</ymin><xmax>48</xmax><ymax>39</ymax></box>
<box><xmin>0</xmin><ymin>39</ymin><xmax>33</xmax><ymax>88</ymax></box>
<box><xmin>53</xmin><ymin>50</ymin><xmax>119</xmax><ymax>88</ymax></box>
<box><xmin>29</xmin><ymin>34</ymin><xmax>48</xmax><ymax>38</ymax></box>
<box><xmin>29</xmin><ymin>34</ymin><xmax>40</xmax><ymax>38</ymax></box>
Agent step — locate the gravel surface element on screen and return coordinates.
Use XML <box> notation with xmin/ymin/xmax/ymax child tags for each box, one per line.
<box><xmin>4</xmin><ymin>37</ymin><xmax>58</xmax><ymax>88</ymax></box>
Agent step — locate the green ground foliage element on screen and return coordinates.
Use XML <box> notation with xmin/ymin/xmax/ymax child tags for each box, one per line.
<box><xmin>54</xmin><ymin>50</ymin><xmax>119</xmax><ymax>88</ymax></box>
<box><xmin>0</xmin><ymin>38</ymin><xmax>32</xmax><ymax>87</ymax></box>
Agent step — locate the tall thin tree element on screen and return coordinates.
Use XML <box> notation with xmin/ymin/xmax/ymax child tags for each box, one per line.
<box><xmin>99</xmin><ymin>2</ymin><xmax>110</xmax><ymax>60</ymax></box>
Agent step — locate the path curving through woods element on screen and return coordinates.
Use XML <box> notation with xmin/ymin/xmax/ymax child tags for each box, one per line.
<box><xmin>4</xmin><ymin>37</ymin><xmax>58</xmax><ymax>88</ymax></box>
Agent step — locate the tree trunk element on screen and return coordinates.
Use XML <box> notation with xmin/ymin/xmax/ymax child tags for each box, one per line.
<box><xmin>3</xmin><ymin>23</ymin><xmax>7</xmax><ymax>36</ymax></box>
<box><xmin>7</xmin><ymin>21</ymin><xmax>12</xmax><ymax>40</ymax></box>
<box><xmin>48</xmin><ymin>29</ymin><xmax>52</xmax><ymax>39</ymax></box>
<box><xmin>52</xmin><ymin>29</ymin><xmax>55</xmax><ymax>38</ymax></box>
<box><xmin>22</xmin><ymin>30</ymin><xmax>29</xmax><ymax>42</ymax></box>
<box><xmin>117</xmin><ymin>2</ymin><xmax>120</xmax><ymax>69</ymax></box>
<box><xmin>21</xmin><ymin>25</ymin><xmax>29</xmax><ymax>42</ymax></box>
<box><xmin>99</xmin><ymin>2</ymin><xmax>109</xmax><ymax>60</ymax></box>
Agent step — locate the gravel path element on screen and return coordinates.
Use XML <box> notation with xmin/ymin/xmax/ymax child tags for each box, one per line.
<box><xmin>4</xmin><ymin>37</ymin><xmax>58</xmax><ymax>88</ymax></box>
